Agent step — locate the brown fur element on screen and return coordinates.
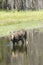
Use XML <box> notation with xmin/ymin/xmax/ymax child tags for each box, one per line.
<box><xmin>10</xmin><ymin>29</ymin><xmax>27</xmax><ymax>53</ymax></box>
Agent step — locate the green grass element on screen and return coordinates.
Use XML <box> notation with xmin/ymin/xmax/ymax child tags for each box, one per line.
<box><xmin>0</xmin><ymin>10</ymin><xmax>43</xmax><ymax>36</ymax></box>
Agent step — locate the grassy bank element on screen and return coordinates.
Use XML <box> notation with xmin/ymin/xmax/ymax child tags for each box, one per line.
<box><xmin>0</xmin><ymin>10</ymin><xmax>43</xmax><ymax>36</ymax></box>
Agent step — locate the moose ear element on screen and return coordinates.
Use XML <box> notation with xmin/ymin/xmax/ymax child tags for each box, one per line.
<box><xmin>11</xmin><ymin>34</ymin><xmax>14</xmax><ymax>39</ymax></box>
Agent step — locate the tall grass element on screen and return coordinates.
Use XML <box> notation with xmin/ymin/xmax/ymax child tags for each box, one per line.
<box><xmin>0</xmin><ymin>10</ymin><xmax>43</xmax><ymax>26</ymax></box>
<box><xmin>0</xmin><ymin>10</ymin><xmax>43</xmax><ymax>35</ymax></box>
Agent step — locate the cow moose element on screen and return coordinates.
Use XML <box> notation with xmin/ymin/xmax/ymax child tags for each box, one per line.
<box><xmin>10</xmin><ymin>29</ymin><xmax>28</xmax><ymax>54</ymax></box>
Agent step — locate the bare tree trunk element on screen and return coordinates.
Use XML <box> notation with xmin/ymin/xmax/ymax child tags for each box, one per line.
<box><xmin>15</xmin><ymin>0</ymin><xmax>23</xmax><ymax>11</ymax></box>
<box><xmin>7</xmin><ymin>0</ymin><xmax>14</xmax><ymax>10</ymax></box>
<box><xmin>22</xmin><ymin>0</ymin><xmax>26</xmax><ymax>10</ymax></box>
<box><xmin>1</xmin><ymin>0</ymin><xmax>6</xmax><ymax>9</ymax></box>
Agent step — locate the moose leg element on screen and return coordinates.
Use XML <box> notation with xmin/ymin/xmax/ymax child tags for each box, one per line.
<box><xmin>13</xmin><ymin>41</ymin><xmax>15</xmax><ymax>51</ymax></box>
<box><xmin>25</xmin><ymin>39</ymin><xmax>27</xmax><ymax>54</ymax></box>
<box><xmin>17</xmin><ymin>41</ymin><xmax>18</xmax><ymax>45</ymax></box>
<box><xmin>21</xmin><ymin>39</ymin><xmax>24</xmax><ymax>48</ymax></box>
